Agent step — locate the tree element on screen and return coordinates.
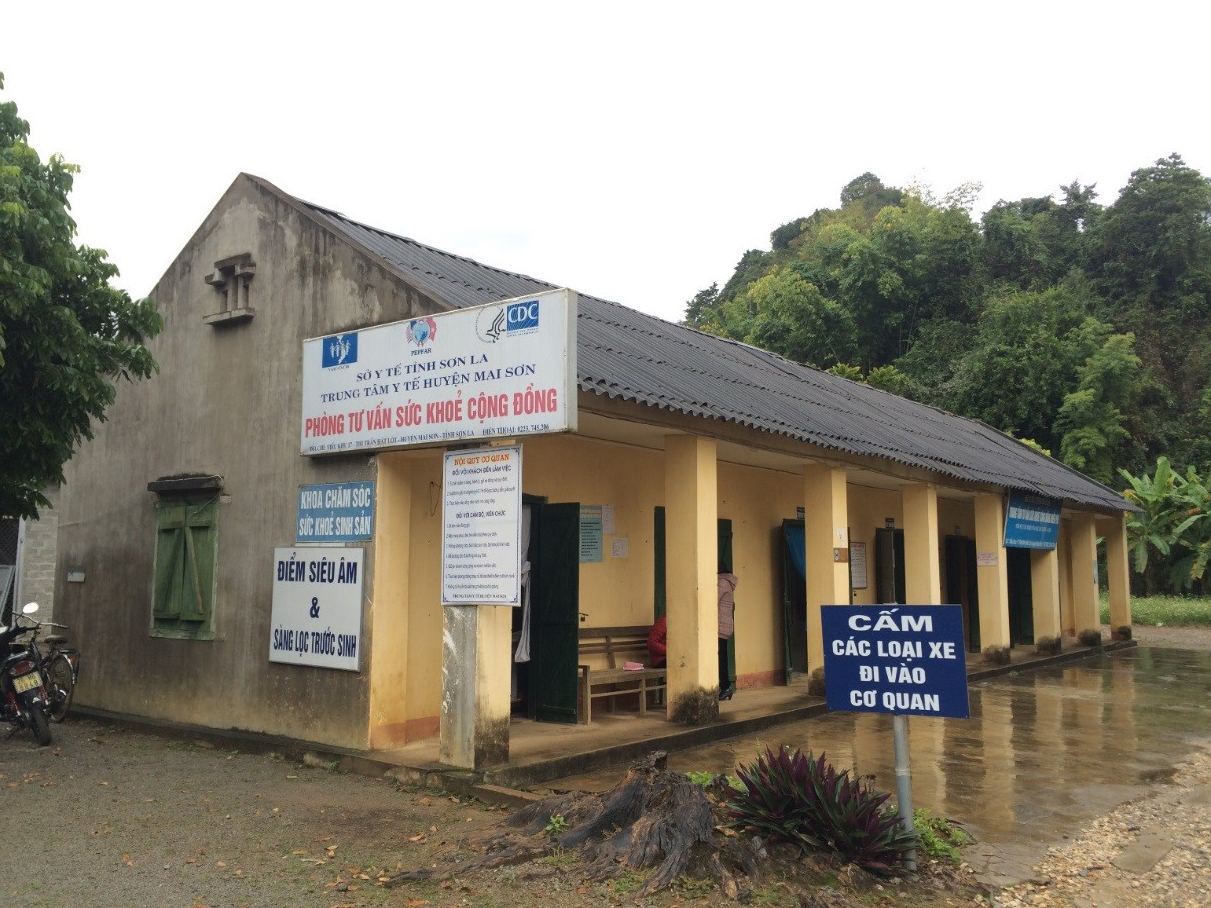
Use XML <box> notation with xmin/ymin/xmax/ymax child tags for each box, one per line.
<box><xmin>0</xmin><ymin>74</ymin><xmax>162</xmax><ymax>518</ymax></box>
<box><xmin>1056</xmin><ymin>332</ymin><xmax>1141</xmax><ymax>484</ymax></box>
<box><xmin>736</xmin><ymin>268</ymin><xmax>857</xmax><ymax>368</ymax></box>
<box><xmin>1089</xmin><ymin>154</ymin><xmax>1211</xmax><ymax>312</ymax></box>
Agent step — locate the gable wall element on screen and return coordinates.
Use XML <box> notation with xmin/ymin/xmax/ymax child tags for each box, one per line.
<box><xmin>55</xmin><ymin>177</ymin><xmax>444</xmax><ymax>747</ymax></box>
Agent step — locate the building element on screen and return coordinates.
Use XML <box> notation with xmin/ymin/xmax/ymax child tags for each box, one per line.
<box><xmin>54</xmin><ymin>174</ymin><xmax>1134</xmax><ymax>767</ymax></box>
<box><xmin>1</xmin><ymin>486</ymin><xmax>59</xmax><ymax>624</ymax></box>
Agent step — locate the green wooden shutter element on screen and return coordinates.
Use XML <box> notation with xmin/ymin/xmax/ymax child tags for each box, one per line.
<box><xmin>153</xmin><ymin>502</ymin><xmax>185</xmax><ymax>618</ymax></box>
<box><xmin>180</xmin><ymin>499</ymin><xmax>217</xmax><ymax>622</ymax></box>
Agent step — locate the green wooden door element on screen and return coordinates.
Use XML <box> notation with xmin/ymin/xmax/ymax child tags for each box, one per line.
<box><xmin>531</xmin><ymin>502</ymin><xmax>580</xmax><ymax>723</ymax></box>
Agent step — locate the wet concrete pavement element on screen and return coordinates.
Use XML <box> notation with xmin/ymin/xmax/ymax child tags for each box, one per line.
<box><xmin>546</xmin><ymin>646</ymin><xmax>1211</xmax><ymax>885</ymax></box>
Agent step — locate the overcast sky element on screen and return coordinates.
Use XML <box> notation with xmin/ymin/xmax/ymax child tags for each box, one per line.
<box><xmin>3</xmin><ymin>2</ymin><xmax>1208</xmax><ymax>324</ymax></box>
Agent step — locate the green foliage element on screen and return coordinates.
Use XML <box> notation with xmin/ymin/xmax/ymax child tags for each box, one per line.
<box><xmin>1121</xmin><ymin>458</ymin><xmax>1210</xmax><ymax>594</ymax></box>
<box><xmin>687</xmin><ymin>160</ymin><xmax>1211</xmax><ymax>497</ymax></box>
<box><xmin>736</xmin><ymin>268</ymin><xmax>858</xmax><ymax>368</ymax></box>
<box><xmin>865</xmin><ymin>365</ymin><xmax>910</xmax><ymax>396</ymax></box>
<box><xmin>543</xmin><ymin>812</ymin><xmax>568</xmax><ymax>837</ymax></box>
<box><xmin>0</xmin><ymin>73</ymin><xmax>162</xmax><ymax>518</ymax></box>
<box><xmin>826</xmin><ymin>363</ymin><xmax>864</xmax><ymax>381</ymax></box>
<box><xmin>912</xmin><ymin>809</ymin><xmax>972</xmax><ymax>863</ymax></box>
<box><xmin>727</xmin><ymin>746</ymin><xmax>916</xmax><ymax>873</ymax></box>
<box><xmin>1057</xmin><ymin>332</ymin><xmax>1141</xmax><ymax>483</ymax></box>
<box><xmin>686</xmin><ymin>769</ymin><xmax>743</xmax><ymax>791</ymax></box>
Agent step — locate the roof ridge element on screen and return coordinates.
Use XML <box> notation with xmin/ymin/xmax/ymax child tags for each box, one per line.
<box><xmin>298</xmin><ymin>198</ymin><xmax>562</xmax><ymax>293</ymax></box>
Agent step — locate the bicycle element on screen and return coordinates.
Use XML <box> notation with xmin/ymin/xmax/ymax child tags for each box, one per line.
<box><xmin>28</xmin><ymin>612</ymin><xmax>80</xmax><ymax>723</ymax></box>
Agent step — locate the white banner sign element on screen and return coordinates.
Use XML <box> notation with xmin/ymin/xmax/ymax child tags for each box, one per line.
<box><xmin>442</xmin><ymin>445</ymin><xmax>523</xmax><ymax>605</ymax></box>
<box><xmin>269</xmin><ymin>547</ymin><xmax>364</xmax><ymax>671</ymax></box>
<box><xmin>301</xmin><ymin>289</ymin><xmax>577</xmax><ymax>455</ymax></box>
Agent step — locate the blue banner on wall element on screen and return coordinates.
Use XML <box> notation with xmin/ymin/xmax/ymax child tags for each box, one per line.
<box><xmin>296</xmin><ymin>481</ymin><xmax>375</xmax><ymax>543</ymax></box>
<box><xmin>1003</xmin><ymin>490</ymin><xmax>1062</xmax><ymax>550</ymax></box>
<box><xmin>822</xmin><ymin>604</ymin><xmax>970</xmax><ymax>719</ymax></box>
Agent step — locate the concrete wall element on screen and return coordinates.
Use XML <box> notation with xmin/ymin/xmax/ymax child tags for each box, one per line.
<box><xmin>55</xmin><ymin>176</ymin><xmax>446</xmax><ymax>748</ymax></box>
<box><xmin>17</xmin><ymin>486</ymin><xmax>60</xmax><ymax>620</ymax></box>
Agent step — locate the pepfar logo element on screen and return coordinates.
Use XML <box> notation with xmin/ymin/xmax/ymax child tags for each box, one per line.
<box><xmin>322</xmin><ymin>333</ymin><xmax>358</xmax><ymax>368</ymax></box>
<box><xmin>506</xmin><ymin>299</ymin><xmax>540</xmax><ymax>334</ymax></box>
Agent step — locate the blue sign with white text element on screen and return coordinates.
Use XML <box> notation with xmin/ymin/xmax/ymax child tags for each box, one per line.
<box><xmin>1003</xmin><ymin>490</ymin><xmax>1062</xmax><ymax>550</ymax></box>
<box><xmin>822</xmin><ymin>604</ymin><xmax>969</xmax><ymax>718</ymax></box>
<box><xmin>296</xmin><ymin>481</ymin><xmax>375</xmax><ymax>542</ymax></box>
<box><xmin>506</xmin><ymin>299</ymin><xmax>540</xmax><ymax>333</ymax></box>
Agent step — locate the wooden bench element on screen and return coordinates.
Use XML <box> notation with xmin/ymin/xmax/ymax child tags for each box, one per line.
<box><xmin>578</xmin><ymin>625</ymin><xmax>667</xmax><ymax>724</ymax></box>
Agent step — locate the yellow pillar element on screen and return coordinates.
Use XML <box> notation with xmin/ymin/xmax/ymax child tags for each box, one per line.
<box><xmin>370</xmin><ymin>453</ymin><xmax>412</xmax><ymax>749</ymax></box>
<box><xmin>1103</xmin><ymin>514</ymin><xmax>1133</xmax><ymax>636</ymax></box>
<box><xmin>974</xmin><ymin>493</ymin><xmax>1010</xmax><ymax>650</ymax></box>
<box><xmin>1070</xmin><ymin>513</ymin><xmax>1100</xmax><ymax>635</ymax></box>
<box><xmin>665</xmin><ymin>434</ymin><xmax>719</xmax><ymax>717</ymax></box>
<box><xmin>1058</xmin><ymin>520</ymin><xmax>1075</xmax><ymax>637</ymax></box>
<box><xmin>804</xmin><ymin>464</ymin><xmax>850</xmax><ymax>682</ymax></box>
<box><xmin>1030</xmin><ymin>547</ymin><xmax>1062</xmax><ymax>643</ymax></box>
<box><xmin>902</xmin><ymin>483</ymin><xmax>941</xmax><ymax>604</ymax></box>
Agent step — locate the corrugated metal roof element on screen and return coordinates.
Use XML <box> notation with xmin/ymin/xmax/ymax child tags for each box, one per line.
<box><xmin>293</xmin><ymin>190</ymin><xmax>1130</xmax><ymax>513</ymax></box>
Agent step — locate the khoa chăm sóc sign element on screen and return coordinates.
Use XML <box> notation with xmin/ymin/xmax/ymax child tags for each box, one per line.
<box><xmin>296</xmin><ymin>481</ymin><xmax>375</xmax><ymax>543</ymax></box>
<box><xmin>300</xmin><ymin>289</ymin><xmax>578</xmax><ymax>455</ymax></box>
<box><xmin>821</xmin><ymin>604</ymin><xmax>969</xmax><ymax>718</ymax></box>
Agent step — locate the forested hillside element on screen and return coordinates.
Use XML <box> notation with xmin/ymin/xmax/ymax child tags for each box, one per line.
<box><xmin>685</xmin><ymin>156</ymin><xmax>1211</xmax><ymax>490</ymax></box>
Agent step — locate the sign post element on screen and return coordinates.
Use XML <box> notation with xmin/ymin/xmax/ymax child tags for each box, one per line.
<box><xmin>821</xmin><ymin>604</ymin><xmax>970</xmax><ymax>870</ymax></box>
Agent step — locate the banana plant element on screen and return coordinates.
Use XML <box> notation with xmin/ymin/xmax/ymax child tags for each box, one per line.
<box><xmin>1121</xmin><ymin>458</ymin><xmax>1210</xmax><ymax>593</ymax></box>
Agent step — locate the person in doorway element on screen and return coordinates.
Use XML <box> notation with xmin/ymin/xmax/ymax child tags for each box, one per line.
<box><xmin>647</xmin><ymin>613</ymin><xmax>667</xmax><ymax>668</ymax></box>
<box><xmin>718</xmin><ymin>572</ymin><xmax>738</xmax><ymax>699</ymax></box>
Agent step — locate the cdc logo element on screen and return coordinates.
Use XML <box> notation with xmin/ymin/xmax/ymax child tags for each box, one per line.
<box><xmin>506</xmin><ymin>300</ymin><xmax>540</xmax><ymax>334</ymax></box>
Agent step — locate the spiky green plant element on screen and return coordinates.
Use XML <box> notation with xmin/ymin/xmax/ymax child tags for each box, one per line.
<box><xmin>727</xmin><ymin>746</ymin><xmax>916</xmax><ymax>873</ymax></box>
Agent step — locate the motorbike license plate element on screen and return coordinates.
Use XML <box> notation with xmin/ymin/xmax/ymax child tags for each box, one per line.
<box><xmin>13</xmin><ymin>671</ymin><xmax>42</xmax><ymax>694</ymax></box>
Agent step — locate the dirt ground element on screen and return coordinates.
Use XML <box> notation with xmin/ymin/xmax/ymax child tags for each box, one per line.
<box><xmin>2</xmin><ymin>628</ymin><xmax>1206</xmax><ymax>908</ymax></box>
<box><xmin>0</xmin><ymin>715</ymin><xmax>992</xmax><ymax>908</ymax></box>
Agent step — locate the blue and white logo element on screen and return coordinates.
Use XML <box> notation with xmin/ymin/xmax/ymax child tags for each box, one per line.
<box><xmin>506</xmin><ymin>300</ymin><xmax>540</xmax><ymax>334</ymax></box>
<box><xmin>322</xmin><ymin>333</ymin><xmax>358</xmax><ymax>368</ymax></box>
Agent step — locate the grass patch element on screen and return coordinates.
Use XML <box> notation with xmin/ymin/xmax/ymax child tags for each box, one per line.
<box><xmin>913</xmin><ymin>808</ymin><xmax>972</xmax><ymax>863</ymax></box>
<box><xmin>538</xmin><ymin>847</ymin><xmax>578</xmax><ymax>869</ymax></box>
<box><xmin>1101</xmin><ymin>593</ymin><xmax>1211</xmax><ymax>627</ymax></box>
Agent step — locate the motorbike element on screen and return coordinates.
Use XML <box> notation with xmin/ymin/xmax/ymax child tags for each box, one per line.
<box><xmin>1</xmin><ymin>603</ymin><xmax>53</xmax><ymax>746</ymax></box>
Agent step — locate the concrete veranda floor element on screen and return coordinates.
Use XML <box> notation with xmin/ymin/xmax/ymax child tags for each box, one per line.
<box><xmin>379</xmin><ymin>636</ymin><xmax>1137</xmax><ymax>791</ymax></box>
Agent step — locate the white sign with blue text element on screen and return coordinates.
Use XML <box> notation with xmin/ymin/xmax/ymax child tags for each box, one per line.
<box><xmin>269</xmin><ymin>547</ymin><xmax>364</xmax><ymax>671</ymax></box>
<box><xmin>1003</xmin><ymin>490</ymin><xmax>1062</xmax><ymax>550</ymax></box>
<box><xmin>821</xmin><ymin>605</ymin><xmax>969</xmax><ymax>718</ymax></box>
<box><xmin>441</xmin><ymin>445</ymin><xmax>523</xmax><ymax>606</ymax></box>
<box><xmin>300</xmin><ymin>289</ymin><xmax>578</xmax><ymax>455</ymax></box>
<box><xmin>296</xmin><ymin>481</ymin><xmax>375</xmax><ymax>543</ymax></box>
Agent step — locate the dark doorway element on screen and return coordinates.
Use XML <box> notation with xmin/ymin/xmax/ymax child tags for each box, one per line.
<box><xmin>781</xmin><ymin>520</ymin><xmax>808</xmax><ymax>679</ymax></box>
<box><xmin>718</xmin><ymin>519</ymin><xmax>735</xmax><ymax>697</ymax></box>
<box><xmin>875</xmin><ymin>528</ymin><xmax>906</xmax><ymax>604</ymax></box>
<box><xmin>944</xmin><ymin>534</ymin><xmax>980</xmax><ymax>652</ymax></box>
<box><xmin>1007</xmin><ymin>547</ymin><xmax>1034</xmax><ymax>646</ymax></box>
<box><xmin>653</xmin><ymin>509</ymin><xmax>735</xmax><ymax>693</ymax></box>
